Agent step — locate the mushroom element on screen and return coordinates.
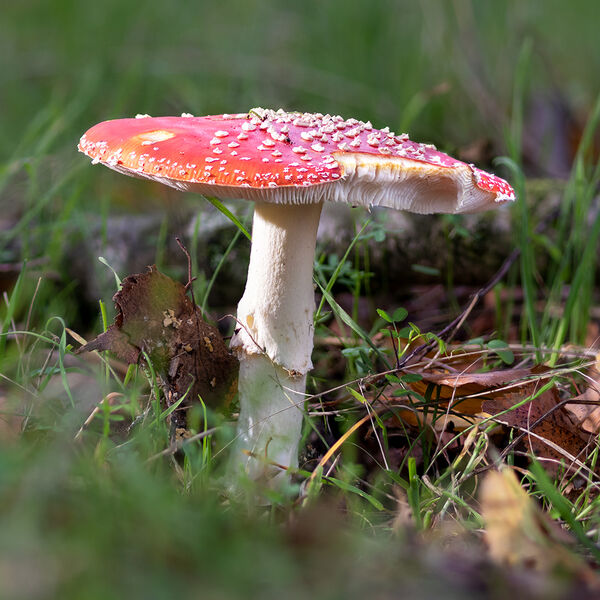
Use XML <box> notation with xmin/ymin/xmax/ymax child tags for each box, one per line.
<box><xmin>78</xmin><ymin>108</ymin><xmax>515</xmax><ymax>480</ymax></box>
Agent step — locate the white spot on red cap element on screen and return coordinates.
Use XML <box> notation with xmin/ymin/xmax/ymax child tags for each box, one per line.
<box><xmin>136</xmin><ymin>130</ymin><xmax>176</xmax><ymax>144</ymax></box>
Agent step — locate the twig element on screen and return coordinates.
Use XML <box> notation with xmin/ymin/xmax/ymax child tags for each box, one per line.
<box><xmin>496</xmin><ymin>396</ymin><xmax>587</xmax><ymax>463</ymax></box>
<box><xmin>146</xmin><ymin>427</ymin><xmax>219</xmax><ymax>463</ymax></box>
<box><xmin>74</xmin><ymin>392</ymin><xmax>125</xmax><ymax>440</ymax></box>
<box><xmin>175</xmin><ymin>236</ymin><xmax>197</xmax><ymax>294</ymax></box>
<box><xmin>308</xmin><ymin>412</ymin><xmax>375</xmax><ymax>483</ymax></box>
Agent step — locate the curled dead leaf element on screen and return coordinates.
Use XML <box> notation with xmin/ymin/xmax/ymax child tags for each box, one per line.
<box><xmin>564</xmin><ymin>367</ymin><xmax>600</xmax><ymax>435</ymax></box>
<box><xmin>79</xmin><ymin>265</ymin><xmax>238</xmax><ymax>426</ymax></box>
<box><xmin>480</xmin><ymin>467</ymin><xmax>598</xmax><ymax>586</ymax></box>
<box><xmin>482</xmin><ymin>387</ymin><xmax>596</xmax><ymax>477</ymax></box>
<box><xmin>383</xmin><ymin>367</ymin><xmax>541</xmax><ymax>432</ymax></box>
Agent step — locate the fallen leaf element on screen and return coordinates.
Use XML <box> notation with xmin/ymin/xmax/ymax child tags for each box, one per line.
<box><xmin>563</xmin><ymin>367</ymin><xmax>600</xmax><ymax>435</ymax></box>
<box><xmin>480</xmin><ymin>467</ymin><xmax>598</xmax><ymax>586</ymax></box>
<box><xmin>383</xmin><ymin>367</ymin><xmax>541</xmax><ymax>431</ymax></box>
<box><xmin>481</xmin><ymin>467</ymin><xmax>553</xmax><ymax>569</ymax></box>
<box><xmin>406</xmin><ymin>368</ymin><xmax>538</xmax><ymax>414</ymax></box>
<box><xmin>80</xmin><ymin>266</ymin><xmax>238</xmax><ymax>426</ymax></box>
<box><xmin>482</xmin><ymin>387</ymin><xmax>595</xmax><ymax>476</ymax></box>
<box><xmin>564</xmin><ymin>392</ymin><xmax>600</xmax><ymax>435</ymax></box>
<box><xmin>382</xmin><ymin>364</ymin><xmax>599</xmax><ymax>477</ymax></box>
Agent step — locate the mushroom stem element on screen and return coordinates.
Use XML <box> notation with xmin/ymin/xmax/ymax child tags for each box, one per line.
<box><xmin>233</xmin><ymin>355</ymin><xmax>307</xmax><ymax>479</ymax></box>
<box><xmin>230</xmin><ymin>201</ymin><xmax>323</xmax><ymax>478</ymax></box>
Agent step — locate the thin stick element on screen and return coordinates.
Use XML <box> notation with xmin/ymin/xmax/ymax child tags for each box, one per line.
<box><xmin>146</xmin><ymin>427</ymin><xmax>219</xmax><ymax>463</ymax></box>
<box><xmin>308</xmin><ymin>412</ymin><xmax>374</xmax><ymax>483</ymax></box>
<box><xmin>175</xmin><ymin>236</ymin><xmax>196</xmax><ymax>294</ymax></box>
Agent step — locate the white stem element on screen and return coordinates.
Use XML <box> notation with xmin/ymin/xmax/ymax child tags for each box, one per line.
<box><xmin>230</xmin><ymin>201</ymin><xmax>323</xmax><ymax>478</ymax></box>
<box><xmin>232</xmin><ymin>355</ymin><xmax>306</xmax><ymax>479</ymax></box>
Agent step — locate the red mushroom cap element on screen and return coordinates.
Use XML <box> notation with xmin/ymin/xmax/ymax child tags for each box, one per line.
<box><xmin>79</xmin><ymin>108</ymin><xmax>515</xmax><ymax>213</ymax></box>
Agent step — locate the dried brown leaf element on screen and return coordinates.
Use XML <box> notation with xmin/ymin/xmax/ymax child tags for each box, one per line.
<box><xmin>564</xmin><ymin>394</ymin><xmax>600</xmax><ymax>435</ymax></box>
<box><xmin>564</xmin><ymin>369</ymin><xmax>600</xmax><ymax>435</ymax></box>
<box><xmin>385</xmin><ymin>367</ymin><xmax>541</xmax><ymax>430</ymax></box>
<box><xmin>480</xmin><ymin>467</ymin><xmax>597</xmax><ymax>583</ymax></box>
<box><xmin>386</xmin><ymin>364</ymin><xmax>598</xmax><ymax>475</ymax></box>
<box><xmin>482</xmin><ymin>387</ymin><xmax>595</xmax><ymax>476</ymax></box>
<box><xmin>407</xmin><ymin>367</ymin><xmax>537</xmax><ymax>409</ymax></box>
<box><xmin>481</xmin><ymin>467</ymin><xmax>554</xmax><ymax>569</ymax></box>
<box><xmin>80</xmin><ymin>266</ymin><xmax>238</xmax><ymax>423</ymax></box>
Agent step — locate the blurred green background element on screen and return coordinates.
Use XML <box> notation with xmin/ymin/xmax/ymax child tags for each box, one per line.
<box><xmin>1</xmin><ymin>1</ymin><xmax>600</xmax><ymax>598</ymax></box>
<box><xmin>2</xmin><ymin>0</ymin><xmax>599</xmax><ymax>157</ymax></box>
<box><xmin>3</xmin><ymin>0</ymin><xmax>599</xmax><ymax>325</ymax></box>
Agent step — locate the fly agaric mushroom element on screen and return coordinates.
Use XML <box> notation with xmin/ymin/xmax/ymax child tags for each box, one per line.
<box><xmin>79</xmin><ymin>108</ymin><xmax>515</xmax><ymax>480</ymax></box>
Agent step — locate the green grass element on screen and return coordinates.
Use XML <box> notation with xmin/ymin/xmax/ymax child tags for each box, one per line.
<box><xmin>2</xmin><ymin>0</ymin><xmax>600</xmax><ymax>597</ymax></box>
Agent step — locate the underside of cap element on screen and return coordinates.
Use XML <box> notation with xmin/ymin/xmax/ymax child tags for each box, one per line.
<box><xmin>331</xmin><ymin>152</ymin><xmax>505</xmax><ymax>214</ymax></box>
<box><xmin>115</xmin><ymin>153</ymin><xmax>502</xmax><ymax>214</ymax></box>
